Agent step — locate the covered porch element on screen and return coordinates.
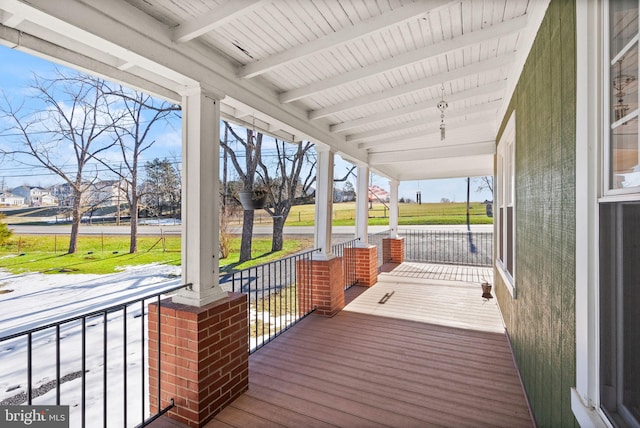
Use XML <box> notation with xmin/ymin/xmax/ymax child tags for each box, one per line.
<box><xmin>0</xmin><ymin>1</ymin><xmax>554</xmax><ymax>426</ymax></box>
<box><xmin>157</xmin><ymin>263</ymin><xmax>532</xmax><ymax>428</ymax></box>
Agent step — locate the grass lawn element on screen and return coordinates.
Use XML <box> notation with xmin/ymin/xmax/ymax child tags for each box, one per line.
<box><xmin>284</xmin><ymin>201</ymin><xmax>493</xmax><ymax>226</ymax></box>
<box><xmin>0</xmin><ymin>235</ymin><xmax>313</xmax><ymax>275</ymax></box>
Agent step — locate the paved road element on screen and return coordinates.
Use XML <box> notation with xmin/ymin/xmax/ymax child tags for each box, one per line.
<box><xmin>7</xmin><ymin>224</ymin><xmax>493</xmax><ymax>236</ymax></box>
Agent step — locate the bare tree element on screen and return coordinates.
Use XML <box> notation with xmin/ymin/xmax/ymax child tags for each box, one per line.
<box><xmin>0</xmin><ymin>71</ymin><xmax>120</xmax><ymax>253</ymax></box>
<box><xmin>258</xmin><ymin>140</ymin><xmax>315</xmax><ymax>251</ymax></box>
<box><xmin>100</xmin><ymin>86</ymin><xmax>179</xmax><ymax>253</ymax></box>
<box><xmin>475</xmin><ymin>176</ymin><xmax>494</xmax><ymax>195</ymax></box>
<box><xmin>220</xmin><ymin>122</ymin><xmax>263</xmax><ymax>263</ymax></box>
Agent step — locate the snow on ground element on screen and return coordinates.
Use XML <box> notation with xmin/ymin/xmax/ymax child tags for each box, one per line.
<box><xmin>0</xmin><ymin>265</ymin><xmax>182</xmax><ymax>427</ymax></box>
<box><xmin>0</xmin><ymin>264</ymin><xmax>295</xmax><ymax>427</ymax></box>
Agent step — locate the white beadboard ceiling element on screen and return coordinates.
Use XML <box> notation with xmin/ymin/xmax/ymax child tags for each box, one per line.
<box><xmin>0</xmin><ymin>0</ymin><xmax>549</xmax><ymax>181</ymax></box>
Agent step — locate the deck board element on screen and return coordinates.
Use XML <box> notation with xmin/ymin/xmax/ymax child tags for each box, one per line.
<box><xmin>207</xmin><ymin>264</ymin><xmax>533</xmax><ymax>428</ymax></box>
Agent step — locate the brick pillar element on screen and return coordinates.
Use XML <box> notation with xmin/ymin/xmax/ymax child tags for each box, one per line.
<box><xmin>383</xmin><ymin>237</ymin><xmax>405</xmax><ymax>264</ymax></box>
<box><xmin>296</xmin><ymin>256</ymin><xmax>344</xmax><ymax>317</ymax></box>
<box><xmin>148</xmin><ymin>293</ymin><xmax>248</xmax><ymax>427</ymax></box>
<box><xmin>344</xmin><ymin>245</ymin><xmax>378</xmax><ymax>287</ymax></box>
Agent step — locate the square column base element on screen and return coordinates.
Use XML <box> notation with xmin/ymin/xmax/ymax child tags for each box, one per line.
<box><xmin>383</xmin><ymin>237</ymin><xmax>405</xmax><ymax>264</ymax></box>
<box><xmin>344</xmin><ymin>245</ymin><xmax>378</xmax><ymax>287</ymax></box>
<box><xmin>296</xmin><ymin>256</ymin><xmax>344</xmax><ymax>317</ymax></box>
<box><xmin>148</xmin><ymin>293</ymin><xmax>248</xmax><ymax>427</ymax></box>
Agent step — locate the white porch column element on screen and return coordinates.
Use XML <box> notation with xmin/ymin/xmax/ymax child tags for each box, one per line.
<box><xmin>314</xmin><ymin>145</ymin><xmax>334</xmax><ymax>260</ymax></box>
<box><xmin>389</xmin><ymin>179</ymin><xmax>399</xmax><ymax>239</ymax></box>
<box><xmin>173</xmin><ymin>86</ymin><xmax>227</xmax><ymax>306</ymax></box>
<box><xmin>355</xmin><ymin>165</ymin><xmax>369</xmax><ymax>247</ymax></box>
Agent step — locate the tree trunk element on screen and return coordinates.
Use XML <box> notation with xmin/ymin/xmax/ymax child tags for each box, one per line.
<box><xmin>239</xmin><ymin>209</ymin><xmax>254</xmax><ymax>263</ymax></box>
<box><xmin>271</xmin><ymin>215</ymin><xmax>285</xmax><ymax>252</ymax></box>
<box><xmin>130</xmin><ymin>191</ymin><xmax>138</xmax><ymax>254</ymax></box>
<box><xmin>68</xmin><ymin>194</ymin><xmax>82</xmax><ymax>254</ymax></box>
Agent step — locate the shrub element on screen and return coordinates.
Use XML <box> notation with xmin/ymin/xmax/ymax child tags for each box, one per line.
<box><xmin>0</xmin><ymin>214</ymin><xmax>12</xmax><ymax>245</ymax></box>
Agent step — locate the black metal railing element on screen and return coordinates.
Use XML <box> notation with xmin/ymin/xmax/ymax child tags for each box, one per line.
<box><xmin>331</xmin><ymin>237</ymin><xmax>359</xmax><ymax>290</ymax></box>
<box><xmin>219</xmin><ymin>248</ymin><xmax>319</xmax><ymax>353</ymax></box>
<box><xmin>400</xmin><ymin>229</ymin><xmax>493</xmax><ymax>267</ymax></box>
<box><xmin>0</xmin><ymin>283</ymin><xmax>189</xmax><ymax>428</ymax></box>
<box><xmin>368</xmin><ymin>230</ymin><xmax>391</xmax><ymax>268</ymax></box>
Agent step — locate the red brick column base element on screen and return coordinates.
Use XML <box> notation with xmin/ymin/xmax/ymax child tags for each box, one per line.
<box><xmin>296</xmin><ymin>256</ymin><xmax>344</xmax><ymax>317</ymax></box>
<box><xmin>344</xmin><ymin>245</ymin><xmax>378</xmax><ymax>287</ymax></box>
<box><xmin>148</xmin><ymin>293</ymin><xmax>248</xmax><ymax>427</ymax></box>
<box><xmin>383</xmin><ymin>237</ymin><xmax>405</xmax><ymax>264</ymax></box>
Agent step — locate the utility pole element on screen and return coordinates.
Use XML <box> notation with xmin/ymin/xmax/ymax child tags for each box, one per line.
<box><xmin>116</xmin><ymin>163</ymin><xmax>122</xmax><ymax>226</ymax></box>
<box><xmin>466</xmin><ymin>177</ymin><xmax>471</xmax><ymax>228</ymax></box>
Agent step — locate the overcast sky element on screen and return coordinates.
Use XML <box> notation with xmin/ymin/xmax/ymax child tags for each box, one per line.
<box><xmin>0</xmin><ymin>46</ymin><xmax>492</xmax><ymax>202</ymax></box>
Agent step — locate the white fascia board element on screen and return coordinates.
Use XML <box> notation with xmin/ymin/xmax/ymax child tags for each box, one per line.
<box><xmin>368</xmin><ymin>141</ymin><xmax>496</xmax><ymax>164</ymax></box>
<box><xmin>389</xmin><ymin>155</ymin><xmax>494</xmax><ymax>180</ymax></box>
<box><xmin>12</xmin><ymin>0</ymin><xmax>368</xmax><ymax>164</ymax></box>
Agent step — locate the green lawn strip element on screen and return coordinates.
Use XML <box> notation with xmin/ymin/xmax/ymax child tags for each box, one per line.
<box><xmin>284</xmin><ymin>201</ymin><xmax>493</xmax><ymax>226</ymax></box>
<box><xmin>0</xmin><ymin>235</ymin><xmax>313</xmax><ymax>275</ymax></box>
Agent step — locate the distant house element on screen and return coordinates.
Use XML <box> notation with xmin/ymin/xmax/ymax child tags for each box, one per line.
<box><xmin>90</xmin><ymin>180</ymin><xmax>127</xmax><ymax>207</ymax></box>
<box><xmin>11</xmin><ymin>186</ymin><xmax>57</xmax><ymax>207</ymax></box>
<box><xmin>50</xmin><ymin>183</ymin><xmax>75</xmax><ymax>207</ymax></box>
<box><xmin>0</xmin><ymin>192</ymin><xmax>25</xmax><ymax>207</ymax></box>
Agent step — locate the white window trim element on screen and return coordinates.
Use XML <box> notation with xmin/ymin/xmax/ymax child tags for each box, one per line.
<box><xmin>496</xmin><ymin>111</ymin><xmax>516</xmax><ymax>298</ymax></box>
<box><xmin>574</xmin><ymin>2</ymin><xmax>639</xmax><ymax>426</ymax></box>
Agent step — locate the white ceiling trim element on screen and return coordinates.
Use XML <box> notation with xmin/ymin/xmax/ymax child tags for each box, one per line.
<box><xmin>392</xmin><ymin>155</ymin><xmax>494</xmax><ymax>180</ymax></box>
<box><xmin>11</xmin><ymin>0</ymin><xmax>369</xmax><ymax>163</ymax></box>
<box><xmin>309</xmin><ymin>53</ymin><xmax>515</xmax><ymax>120</ymax></box>
<box><xmin>280</xmin><ymin>14</ymin><xmax>528</xmax><ymax>104</ymax></box>
<box><xmin>238</xmin><ymin>0</ymin><xmax>452</xmax><ymax>79</ymax></box>
<box><xmin>368</xmin><ymin>141</ymin><xmax>496</xmax><ymax>164</ymax></box>
<box><xmin>330</xmin><ymin>81</ymin><xmax>506</xmax><ymax>133</ymax></box>
<box><xmin>173</xmin><ymin>1</ymin><xmax>268</xmax><ymax>43</ymax></box>
<box><xmin>344</xmin><ymin>101</ymin><xmax>501</xmax><ymax>142</ymax></box>
<box><xmin>359</xmin><ymin>118</ymin><xmax>495</xmax><ymax>149</ymax></box>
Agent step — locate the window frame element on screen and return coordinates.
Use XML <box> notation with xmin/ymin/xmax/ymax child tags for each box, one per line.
<box><xmin>604</xmin><ymin>0</ymin><xmax>640</xmax><ymax>197</ymax></box>
<box><xmin>496</xmin><ymin>111</ymin><xmax>516</xmax><ymax>298</ymax></box>
<box><xmin>574</xmin><ymin>1</ymin><xmax>640</xmax><ymax>426</ymax></box>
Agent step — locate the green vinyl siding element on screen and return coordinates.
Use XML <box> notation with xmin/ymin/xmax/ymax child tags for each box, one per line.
<box><xmin>494</xmin><ymin>1</ymin><xmax>577</xmax><ymax>427</ymax></box>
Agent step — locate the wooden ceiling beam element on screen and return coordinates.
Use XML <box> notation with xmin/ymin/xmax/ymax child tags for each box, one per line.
<box><xmin>330</xmin><ymin>82</ymin><xmax>505</xmax><ymax>133</ymax></box>
<box><xmin>282</xmin><ymin>14</ymin><xmax>527</xmax><ymax>103</ymax></box>
<box><xmin>173</xmin><ymin>1</ymin><xmax>267</xmax><ymax>43</ymax></box>
<box><xmin>238</xmin><ymin>1</ymin><xmax>452</xmax><ymax>79</ymax></box>
<box><xmin>344</xmin><ymin>101</ymin><xmax>501</xmax><ymax>142</ymax></box>
<box><xmin>309</xmin><ymin>53</ymin><xmax>514</xmax><ymax>120</ymax></box>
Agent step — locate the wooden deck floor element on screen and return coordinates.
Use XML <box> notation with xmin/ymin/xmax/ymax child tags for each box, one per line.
<box><xmin>382</xmin><ymin>261</ymin><xmax>494</xmax><ymax>284</ymax></box>
<box><xmin>201</xmin><ymin>264</ymin><xmax>533</xmax><ymax>428</ymax></box>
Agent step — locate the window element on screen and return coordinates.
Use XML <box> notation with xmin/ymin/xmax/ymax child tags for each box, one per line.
<box><xmin>599</xmin><ymin>2</ymin><xmax>640</xmax><ymax>427</ymax></box>
<box><xmin>600</xmin><ymin>203</ymin><xmax>640</xmax><ymax>427</ymax></box>
<box><xmin>606</xmin><ymin>0</ymin><xmax>640</xmax><ymax>195</ymax></box>
<box><xmin>496</xmin><ymin>112</ymin><xmax>515</xmax><ymax>297</ymax></box>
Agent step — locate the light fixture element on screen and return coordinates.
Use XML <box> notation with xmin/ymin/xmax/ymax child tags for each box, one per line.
<box><xmin>437</xmin><ymin>84</ymin><xmax>448</xmax><ymax>140</ymax></box>
<box><xmin>613</xmin><ymin>57</ymin><xmax>635</xmax><ymax>123</ymax></box>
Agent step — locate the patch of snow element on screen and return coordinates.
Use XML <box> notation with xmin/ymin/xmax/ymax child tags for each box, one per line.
<box><xmin>0</xmin><ymin>266</ymin><xmax>183</xmax><ymax>427</ymax></box>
